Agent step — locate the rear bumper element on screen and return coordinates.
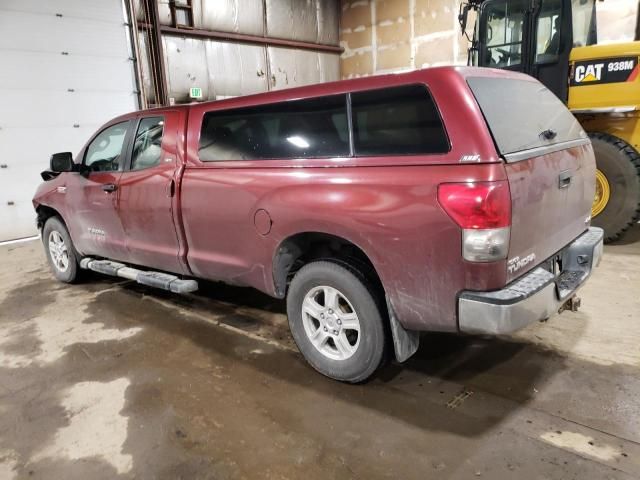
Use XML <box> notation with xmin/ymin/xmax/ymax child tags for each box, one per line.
<box><xmin>458</xmin><ymin>227</ymin><xmax>604</xmax><ymax>335</ymax></box>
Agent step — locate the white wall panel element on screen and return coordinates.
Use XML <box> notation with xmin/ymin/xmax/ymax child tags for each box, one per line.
<box><xmin>266</xmin><ymin>0</ymin><xmax>318</xmax><ymax>43</ymax></box>
<box><xmin>157</xmin><ymin>0</ymin><xmax>173</xmax><ymax>25</ymax></box>
<box><xmin>205</xmin><ymin>41</ymin><xmax>268</xmax><ymax>98</ymax></box>
<box><xmin>0</xmin><ymin>51</ymin><xmax>135</xmax><ymax>93</ymax></box>
<box><xmin>163</xmin><ymin>36</ymin><xmax>210</xmax><ymax>103</ymax></box>
<box><xmin>317</xmin><ymin>0</ymin><xmax>340</xmax><ymax>45</ymax></box>
<box><xmin>268</xmin><ymin>47</ymin><xmax>341</xmax><ymax>90</ymax></box>
<box><xmin>199</xmin><ymin>0</ymin><xmax>265</xmax><ymax>35</ymax></box>
<box><xmin>265</xmin><ymin>0</ymin><xmax>339</xmax><ymax>44</ymax></box>
<box><xmin>0</xmin><ymin>11</ymin><xmax>130</xmax><ymax>56</ymax></box>
<box><xmin>0</xmin><ymin>1</ymin><xmax>137</xmax><ymax>242</ymax></box>
<box><xmin>318</xmin><ymin>52</ymin><xmax>340</xmax><ymax>83</ymax></box>
<box><xmin>0</xmin><ymin>0</ymin><xmax>125</xmax><ymax>19</ymax></box>
<box><xmin>0</xmin><ymin>126</ymin><xmax>98</xmax><ymax>166</ymax></box>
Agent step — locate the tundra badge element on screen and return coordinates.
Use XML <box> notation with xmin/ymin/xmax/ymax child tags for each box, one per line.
<box><xmin>508</xmin><ymin>253</ymin><xmax>536</xmax><ymax>274</ymax></box>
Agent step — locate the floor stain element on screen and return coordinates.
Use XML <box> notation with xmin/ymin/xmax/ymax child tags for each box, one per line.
<box><xmin>540</xmin><ymin>430</ymin><xmax>623</xmax><ymax>462</ymax></box>
<box><xmin>32</xmin><ymin>378</ymin><xmax>133</xmax><ymax>474</ymax></box>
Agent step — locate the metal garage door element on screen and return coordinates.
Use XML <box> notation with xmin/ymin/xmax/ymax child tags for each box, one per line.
<box><xmin>0</xmin><ymin>0</ymin><xmax>138</xmax><ymax>242</ymax></box>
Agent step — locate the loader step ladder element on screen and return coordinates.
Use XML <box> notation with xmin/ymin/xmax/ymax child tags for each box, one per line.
<box><xmin>80</xmin><ymin>258</ymin><xmax>198</xmax><ymax>294</ymax></box>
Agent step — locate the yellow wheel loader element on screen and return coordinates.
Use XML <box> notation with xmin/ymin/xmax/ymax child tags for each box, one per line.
<box><xmin>460</xmin><ymin>0</ymin><xmax>640</xmax><ymax>242</ymax></box>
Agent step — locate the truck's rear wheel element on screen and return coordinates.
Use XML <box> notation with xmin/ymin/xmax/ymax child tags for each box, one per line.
<box><xmin>43</xmin><ymin>217</ymin><xmax>80</xmax><ymax>283</ymax></box>
<box><xmin>286</xmin><ymin>261</ymin><xmax>387</xmax><ymax>383</ymax></box>
<box><xmin>589</xmin><ymin>133</ymin><xmax>640</xmax><ymax>242</ymax></box>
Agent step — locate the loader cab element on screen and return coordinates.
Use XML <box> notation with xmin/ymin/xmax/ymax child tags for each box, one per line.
<box><xmin>468</xmin><ymin>0</ymin><xmax>597</xmax><ymax>101</ymax></box>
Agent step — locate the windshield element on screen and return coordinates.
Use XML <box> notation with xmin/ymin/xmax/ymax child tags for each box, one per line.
<box><xmin>467</xmin><ymin>76</ymin><xmax>587</xmax><ymax>157</ymax></box>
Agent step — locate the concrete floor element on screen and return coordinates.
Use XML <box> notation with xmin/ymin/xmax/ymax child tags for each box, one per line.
<box><xmin>1</xmin><ymin>228</ymin><xmax>639</xmax><ymax>480</ymax></box>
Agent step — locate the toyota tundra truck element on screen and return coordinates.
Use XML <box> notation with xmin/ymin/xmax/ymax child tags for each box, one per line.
<box><xmin>33</xmin><ymin>67</ymin><xmax>603</xmax><ymax>382</ymax></box>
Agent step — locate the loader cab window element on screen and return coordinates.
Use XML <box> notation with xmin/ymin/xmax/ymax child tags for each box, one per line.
<box><xmin>482</xmin><ymin>0</ymin><xmax>527</xmax><ymax>68</ymax></box>
<box><xmin>571</xmin><ymin>0</ymin><xmax>597</xmax><ymax>47</ymax></box>
<box><xmin>535</xmin><ymin>0</ymin><xmax>563</xmax><ymax>63</ymax></box>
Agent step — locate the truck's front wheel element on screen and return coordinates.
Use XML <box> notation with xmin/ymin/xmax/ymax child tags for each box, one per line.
<box><xmin>43</xmin><ymin>217</ymin><xmax>80</xmax><ymax>283</ymax></box>
<box><xmin>286</xmin><ymin>261</ymin><xmax>387</xmax><ymax>383</ymax></box>
<box><xmin>589</xmin><ymin>133</ymin><xmax>640</xmax><ymax>242</ymax></box>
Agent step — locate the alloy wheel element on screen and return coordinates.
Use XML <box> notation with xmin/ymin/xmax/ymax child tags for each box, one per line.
<box><xmin>301</xmin><ymin>285</ymin><xmax>361</xmax><ymax>361</ymax></box>
<box><xmin>48</xmin><ymin>230</ymin><xmax>70</xmax><ymax>273</ymax></box>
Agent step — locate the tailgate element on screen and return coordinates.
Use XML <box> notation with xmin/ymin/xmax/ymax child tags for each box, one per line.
<box><xmin>467</xmin><ymin>76</ymin><xmax>596</xmax><ymax>282</ymax></box>
<box><xmin>503</xmin><ymin>144</ymin><xmax>595</xmax><ymax>281</ymax></box>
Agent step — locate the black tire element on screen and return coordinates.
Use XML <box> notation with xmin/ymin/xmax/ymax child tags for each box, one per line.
<box><xmin>42</xmin><ymin>216</ymin><xmax>80</xmax><ymax>283</ymax></box>
<box><xmin>589</xmin><ymin>132</ymin><xmax>640</xmax><ymax>242</ymax></box>
<box><xmin>286</xmin><ymin>261</ymin><xmax>387</xmax><ymax>383</ymax></box>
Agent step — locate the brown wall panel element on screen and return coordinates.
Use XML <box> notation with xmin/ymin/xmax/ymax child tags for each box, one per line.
<box><xmin>340</xmin><ymin>0</ymin><xmax>470</xmax><ymax>78</ymax></box>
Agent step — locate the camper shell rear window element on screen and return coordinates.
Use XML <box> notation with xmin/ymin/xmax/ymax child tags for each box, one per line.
<box><xmin>467</xmin><ymin>77</ymin><xmax>588</xmax><ymax>160</ymax></box>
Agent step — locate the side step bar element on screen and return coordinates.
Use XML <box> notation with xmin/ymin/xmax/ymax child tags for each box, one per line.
<box><xmin>80</xmin><ymin>258</ymin><xmax>198</xmax><ymax>294</ymax></box>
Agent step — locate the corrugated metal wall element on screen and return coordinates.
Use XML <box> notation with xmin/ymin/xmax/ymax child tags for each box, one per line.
<box><xmin>136</xmin><ymin>0</ymin><xmax>341</xmax><ymax>104</ymax></box>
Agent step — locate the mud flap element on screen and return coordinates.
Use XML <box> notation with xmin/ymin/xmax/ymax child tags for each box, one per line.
<box><xmin>386</xmin><ymin>297</ymin><xmax>420</xmax><ymax>362</ymax></box>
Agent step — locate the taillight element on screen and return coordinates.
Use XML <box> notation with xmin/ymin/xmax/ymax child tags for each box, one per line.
<box><xmin>438</xmin><ymin>181</ymin><xmax>511</xmax><ymax>262</ymax></box>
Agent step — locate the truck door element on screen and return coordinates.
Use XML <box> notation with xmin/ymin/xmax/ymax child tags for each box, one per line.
<box><xmin>478</xmin><ymin>0</ymin><xmax>531</xmax><ymax>72</ymax></box>
<box><xmin>65</xmin><ymin>120</ymin><xmax>133</xmax><ymax>261</ymax></box>
<box><xmin>529</xmin><ymin>0</ymin><xmax>572</xmax><ymax>101</ymax></box>
<box><xmin>116</xmin><ymin>110</ymin><xmax>186</xmax><ymax>274</ymax></box>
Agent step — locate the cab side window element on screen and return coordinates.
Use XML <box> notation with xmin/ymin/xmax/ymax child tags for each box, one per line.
<box><xmin>351</xmin><ymin>85</ymin><xmax>449</xmax><ymax>156</ymax></box>
<box><xmin>199</xmin><ymin>95</ymin><xmax>349</xmax><ymax>161</ymax></box>
<box><xmin>84</xmin><ymin>122</ymin><xmax>129</xmax><ymax>172</ymax></box>
<box><xmin>131</xmin><ymin>116</ymin><xmax>164</xmax><ymax>171</ymax></box>
<box><xmin>535</xmin><ymin>0</ymin><xmax>562</xmax><ymax>63</ymax></box>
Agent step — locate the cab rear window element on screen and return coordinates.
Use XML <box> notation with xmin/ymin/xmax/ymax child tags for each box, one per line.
<box><xmin>467</xmin><ymin>77</ymin><xmax>587</xmax><ymax>159</ymax></box>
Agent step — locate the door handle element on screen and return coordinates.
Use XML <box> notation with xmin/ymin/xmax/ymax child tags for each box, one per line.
<box><xmin>102</xmin><ymin>183</ymin><xmax>118</xmax><ymax>193</ymax></box>
<box><xmin>166</xmin><ymin>179</ymin><xmax>175</xmax><ymax>197</ymax></box>
<box><xmin>558</xmin><ymin>171</ymin><xmax>572</xmax><ymax>189</ymax></box>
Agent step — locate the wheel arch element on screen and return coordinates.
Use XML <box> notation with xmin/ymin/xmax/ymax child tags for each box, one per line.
<box><xmin>36</xmin><ymin>205</ymin><xmax>66</xmax><ymax>231</ymax></box>
<box><xmin>36</xmin><ymin>205</ymin><xmax>82</xmax><ymax>257</ymax></box>
<box><xmin>272</xmin><ymin>231</ymin><xmax>385</xmax><ymax>301</ymax></box>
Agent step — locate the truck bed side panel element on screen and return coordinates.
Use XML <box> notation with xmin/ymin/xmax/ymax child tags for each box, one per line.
<box><xmin>180</xmin><ymin>163</ymin><xmax>507</xmax><ymax>332</ymax></box>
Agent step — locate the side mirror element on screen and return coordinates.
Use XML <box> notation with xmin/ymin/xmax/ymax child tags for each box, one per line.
<box><xmin>50</xmin><ymin>152</ymin><xmax>74</xmax><ymax>172</ymax></box>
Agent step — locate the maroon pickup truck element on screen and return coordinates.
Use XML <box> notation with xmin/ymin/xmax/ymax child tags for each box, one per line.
<box><xmin>34</xmin><ymin>67</ymin><xmax>603</xmax><ymax>382</ymax></box>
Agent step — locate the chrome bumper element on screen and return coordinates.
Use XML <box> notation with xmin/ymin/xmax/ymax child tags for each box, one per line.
<box><xmin>458</xmin><ymin>227</ymin><xmax>604</xmax><ymax>335</ymax></box>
